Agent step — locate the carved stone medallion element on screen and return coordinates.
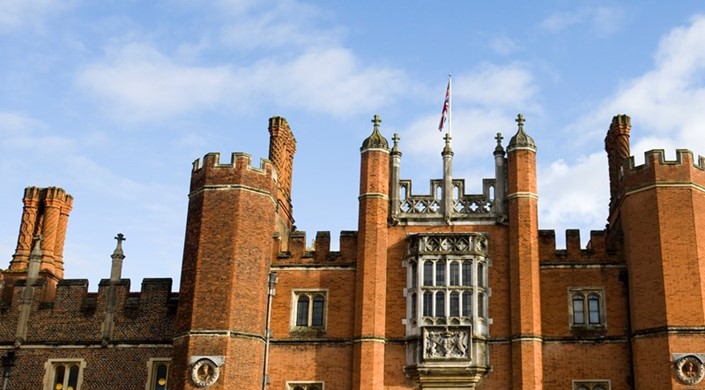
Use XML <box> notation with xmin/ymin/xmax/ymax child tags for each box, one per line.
<box><xmin>675</xmin><ymin>355</ymin><xmax>705</xmax><ymax>385</ymax></box>
<box><xmin>191</xmin><ymin>358</ymin><xmax>220</xmax><ymax>387</ymax></box>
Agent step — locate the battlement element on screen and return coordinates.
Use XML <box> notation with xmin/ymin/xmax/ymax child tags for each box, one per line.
<box><xmin>189</xmin><ymin>152</ymin><xmax>277</xmax><ymax>193</ymax></box>
<box><xmin>273</xmin><ymin>230</ymin><xmax>358</xmax><ymax>265</ymax></box>
<box><xmin>0</xmin><ymin>277</ymin><xmax>177</xmax><ymax>344</ymax></box>
<box><xmin>538</xmin><ymin>229</ymin><xmax>621</xmax><ymax>263</ymax></box>
<box><xmin>620</xmin><ymin>148</ymin><xmax>705</xmax><ymax>193</ymax></box>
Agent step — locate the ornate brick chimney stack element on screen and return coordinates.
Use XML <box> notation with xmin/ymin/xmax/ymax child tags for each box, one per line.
<box><xmin>605</xmin><ymin>114</ymin><xmax>631</xmax><ymax>211</ymax></box>
<box><xmin>4</xmin><ymin>186</ymin><xmax>73</xmax><ymax>301</ymax></box>
<box><xmin>268</xmin><ymin>116</ymin><xmax>297</xmax><ymax>235</ymax></box>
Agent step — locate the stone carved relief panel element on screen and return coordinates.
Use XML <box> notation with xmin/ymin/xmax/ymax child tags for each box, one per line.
<box><xmin>423</xmin><ymin>327</ymin><xmax>470</xmax><ymax>360</ymax></box>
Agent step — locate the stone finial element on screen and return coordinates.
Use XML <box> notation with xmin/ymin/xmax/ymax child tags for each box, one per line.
<box><xmin>112</xmin><ymin>233</ymin><xmax>126</xmax><ymax>259</ymax></box>
<box><xmin>361</xmin><ymin>114</ymin><xmax>390</xmax><ymax>151</ymax></box>
<box><xmin>110</xmin><ymin>233</ymin><xmax>126</xmax><ymax>282</ymax></box>
<box><xmin>391</xmin><ymin>133</ymin><xmax>402</xmax><ymax>156</ymax></box>
<box><xmin>507</xmin><ymin>113</ymin><xmax>536</xmax><ymax>151</ymax></box>
<box><xmin>442</xmin><ymin>133</ymin><xmax>454</xmax><ymax>157</ymax></box>
<box><xmin>494</xmin><ymin>132</ymin><xmax>505</xmax><ymax>157</ymax></box>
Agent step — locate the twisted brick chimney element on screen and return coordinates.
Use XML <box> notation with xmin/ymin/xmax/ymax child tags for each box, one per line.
<box><xmin>4</xmin><ymin>186</ymin><xmax>73</xmax><ymax>301</ymax></box>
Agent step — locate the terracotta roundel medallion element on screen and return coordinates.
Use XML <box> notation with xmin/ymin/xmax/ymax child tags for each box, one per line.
<box><xmin>676</xmin><ymin>355</ymin><xmax>705</xmax><ymax>385</ymax></box>
<box><xmin>191</xmin><ymin>358</ymin><xmax>220</xmax><ymax>387</ymax></box>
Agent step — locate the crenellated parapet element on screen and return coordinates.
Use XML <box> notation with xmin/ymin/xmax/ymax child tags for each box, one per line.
<box><xmin>0</xmin><ymin>277</ymin><xmax>176</xmax><ymax>345</ymax></box>
<box><xmin>538</xmin><ymin>230</ymin><xmax>621</xmax><ymax>263</ymax></box>
<box><xmin>273</xmin><ymin>230</ymin><xmax>358</xmax><ymax>265</ymax></box>
<box><xmin>619</xmin><ymin>148</ymin><xmax>705</xmax><ymax>194</ymax></box>
<box><xmin>189</xmin><ymin>152</ymin><xmax>277</xmax><ymax>196</ymax></box>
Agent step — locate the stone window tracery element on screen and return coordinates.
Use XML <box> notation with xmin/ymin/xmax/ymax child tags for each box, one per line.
<box><xmin>292</xmin><ymin>291</ymin><xmax>327</xmax><ymax>330</ymax></box>
<box><xmin>569</xmin><ymin>288</ymin><xmax>606</xmax><ymax>329</ymax></box>
<box><xmin>43</xmin><ymin>359</ymin><xmax>86</xmax><ymax>390</ymax></box>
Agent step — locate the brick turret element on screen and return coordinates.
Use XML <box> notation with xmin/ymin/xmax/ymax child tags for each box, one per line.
<box><xmin>170</xmin><ymin>120</ymin><xmax>281</xmax><ymax>389</ymax></box>
<box><xmin>353</xmin><ymin>114</ymin><xmax>390</xmax><ymax>389</ymax></box>
<box><xmin>4</xmin><ymin>186</ymin><xmax>73</xmax><ymax>302</ymax></box>
<box><xmin>607</xmin><ymin>115</ymin><xmax>705</xmax><ymax>388</ymax></box>
<box><xmin>506</xmin><ymin>114</ymin><xmax>543</xmax><ymax>388</ymax></box>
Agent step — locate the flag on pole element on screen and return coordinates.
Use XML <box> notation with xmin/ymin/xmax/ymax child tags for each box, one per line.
<box><xmin>438</xmin><ymin>78</ymin><xmax>451</xmax><ymax>132</ymax></box>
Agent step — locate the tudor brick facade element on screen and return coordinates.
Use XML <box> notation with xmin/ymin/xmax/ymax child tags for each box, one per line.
<box><xmin>1</xmin><ymin>114</ymin><xmax>704</xmax><ymax>389</ymax></box>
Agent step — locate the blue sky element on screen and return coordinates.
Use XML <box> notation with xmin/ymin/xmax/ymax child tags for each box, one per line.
<box><xmin>2</xmin><ymin>1</ymin><xmax>705</xmax><ymax>290</ymax></box>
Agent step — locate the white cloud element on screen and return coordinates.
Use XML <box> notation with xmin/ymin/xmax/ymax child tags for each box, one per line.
<box><xmin>452</xmin><ymin>64</ymin><xmax>538</xmax><ymax>109</ymax></box>
<box><xmin>538</xmin><ymin>152</ymin><xmax>608</xmax><ymax>232</ymax></box>
<box><xmin>569</xmin><ymin>15</ymin><xmax>705</xmax><ymax>151</ymax></box>
<box><xmin>76</xmin><ymin>43</ymin><xmax>409</xmax><ymax>120</ymax></box>
<box><xmin>537</xmin><ymin>15</ymin><xmax>705</xmax><ymax>244</ymax></box>
<box><xmin>489</xmin><ymin>36</ymin><xmax>520</xmax><ymax>56</ymax></box>
<box><xmin>540</xmin><ymin>6</ymin><xmax>626</xmax><ymax>36</ymax></box>
<box><xmin>218</xmin><ymin>0</ymin><xmax>341</xmax><ymax>50</ymax></box>
<box><xmin>76</xmin><ymin>43</ymin><xmax>232</xmax><ymax>122</ymax></box>
<box><xmin>246</xmin><ymin>47</ymin><xmax>407</xmax><ymax>115</ymax></box>
<box><xmin>0</xmin><ymin>0</ymin><xmax>66</xmax><ymax>31</ymax></box>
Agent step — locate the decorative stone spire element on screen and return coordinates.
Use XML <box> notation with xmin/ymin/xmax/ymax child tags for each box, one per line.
<box><xmin>110</xmin><ymin>233</ymin><xmax>126</xmax><ymax>282</ymax></box>
<box><xmin>361</xmin><ymin>114</ymin><xmax>389</xmax><ymax>151</ymax></box>
<box><xmin>507</xmin><ymin>113</ymin><xmax>536</xmax><ymax>151</ymax></box>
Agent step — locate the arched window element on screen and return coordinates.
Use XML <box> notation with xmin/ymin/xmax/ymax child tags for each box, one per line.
<box><xmin>423</xmin><ymin>291</ymin><xmax>433</xmax><ymax>317</ymax></box>
<box><xmin>477</xmin><ymin>262</ymin><xmax>485</xmax><ymax>287</ymax></box>
<box><xmin>49</xmin><ymin>360</ymin><xmax>84</xmax><ymax>390</ymax></box>
<box><xmin>435</xmin><ymin>291</ymin><xmax>445</xmax><ymax>317</ymax></box>
<box><xmin>293</xmin><ymin>291</ymin><xmax>327</xmax><ymax>329</ymax></box>
<box><xmin>588</xmin><ymin>294</ymin><xmax>601</xmax><ymax>324</ymax></box>
<box><xmin>572</xmin><ymin>295</ymin><xmax>585</xmax><ymax>325</ymax></box>
<box><xmin>423</xmin><ymin>261</ymin><xmax>433</xmax><ymax>286</ymax></box>
<box><xmin>148</xmin><ymin>359</ymin><xmax>171</xmax><ymax>390</ymax></box>
<box><xmin>462</xmin><ymin>291</ymin><xmax>472</xmax><ymax>317</ymax></box>
<box><xmin>449</xmin><ymin>261</ymin><xmax>460</xmax><ymax>286</ymax></box>
<box><xmin>312</xmin><ymin>295</ymin><xmax>325</xmax><ymax>327</ymax></box>
<box><xmin>478</xmin><ymin>292</ymin><xmax>485</xmax><ymax>319</ymax></box>
<box><xmin>449</xmin><ymin>291</ymin><xmax>459</xmax><ymax>316</ymax></box>
<box><xmin>436</xmin><ymin>260</ymin><xmax>446</xmax><ymax>286</ymax></box>
<box><xmin>296</xmin><ymin>295</ymin><xmax>310</xmax><ymax>326</ymax></box>
<box><xmin>462</xmin><ymin>261</ymin><xmax>472</xmax><ymax>286</ymax></box>
<box><xmin>569</xmin><ymin>289</ymin><xmax>605</xmax><ymax>329</ymax></box>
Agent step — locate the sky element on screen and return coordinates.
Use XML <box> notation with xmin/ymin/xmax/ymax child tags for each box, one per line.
<box><xmin>2</xmin><ymin>1</ymin><xmax>705</xmax><ymax>291</ymax></box>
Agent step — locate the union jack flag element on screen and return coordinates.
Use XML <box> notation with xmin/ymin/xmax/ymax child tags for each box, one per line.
<box><xmin>438</xmin><ymin>80</ymin><xmax>450</xmax><ymax>131</ymax></box>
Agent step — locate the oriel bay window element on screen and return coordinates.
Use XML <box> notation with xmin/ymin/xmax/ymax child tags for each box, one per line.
<box><xmin>406</xmin><ymin>254</ymin><xmax>489</xmax><ymax>329</ymax></box>
<box><xmin>403</xmin><ymin>233</ymin><xmax>491</xmax><ymax>377</ymax></box>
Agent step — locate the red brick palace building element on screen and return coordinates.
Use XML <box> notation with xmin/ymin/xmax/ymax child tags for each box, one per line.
<box><xmin>1</xmin><ymin>114</ymin><xmax>705</xmax><ymax>389</ymax></box>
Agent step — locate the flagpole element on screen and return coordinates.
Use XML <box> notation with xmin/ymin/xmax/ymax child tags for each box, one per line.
<box><xmin>448</xmin><ymin>74</ymin><xmax>452</xmax><ymax>136</ymax></box>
